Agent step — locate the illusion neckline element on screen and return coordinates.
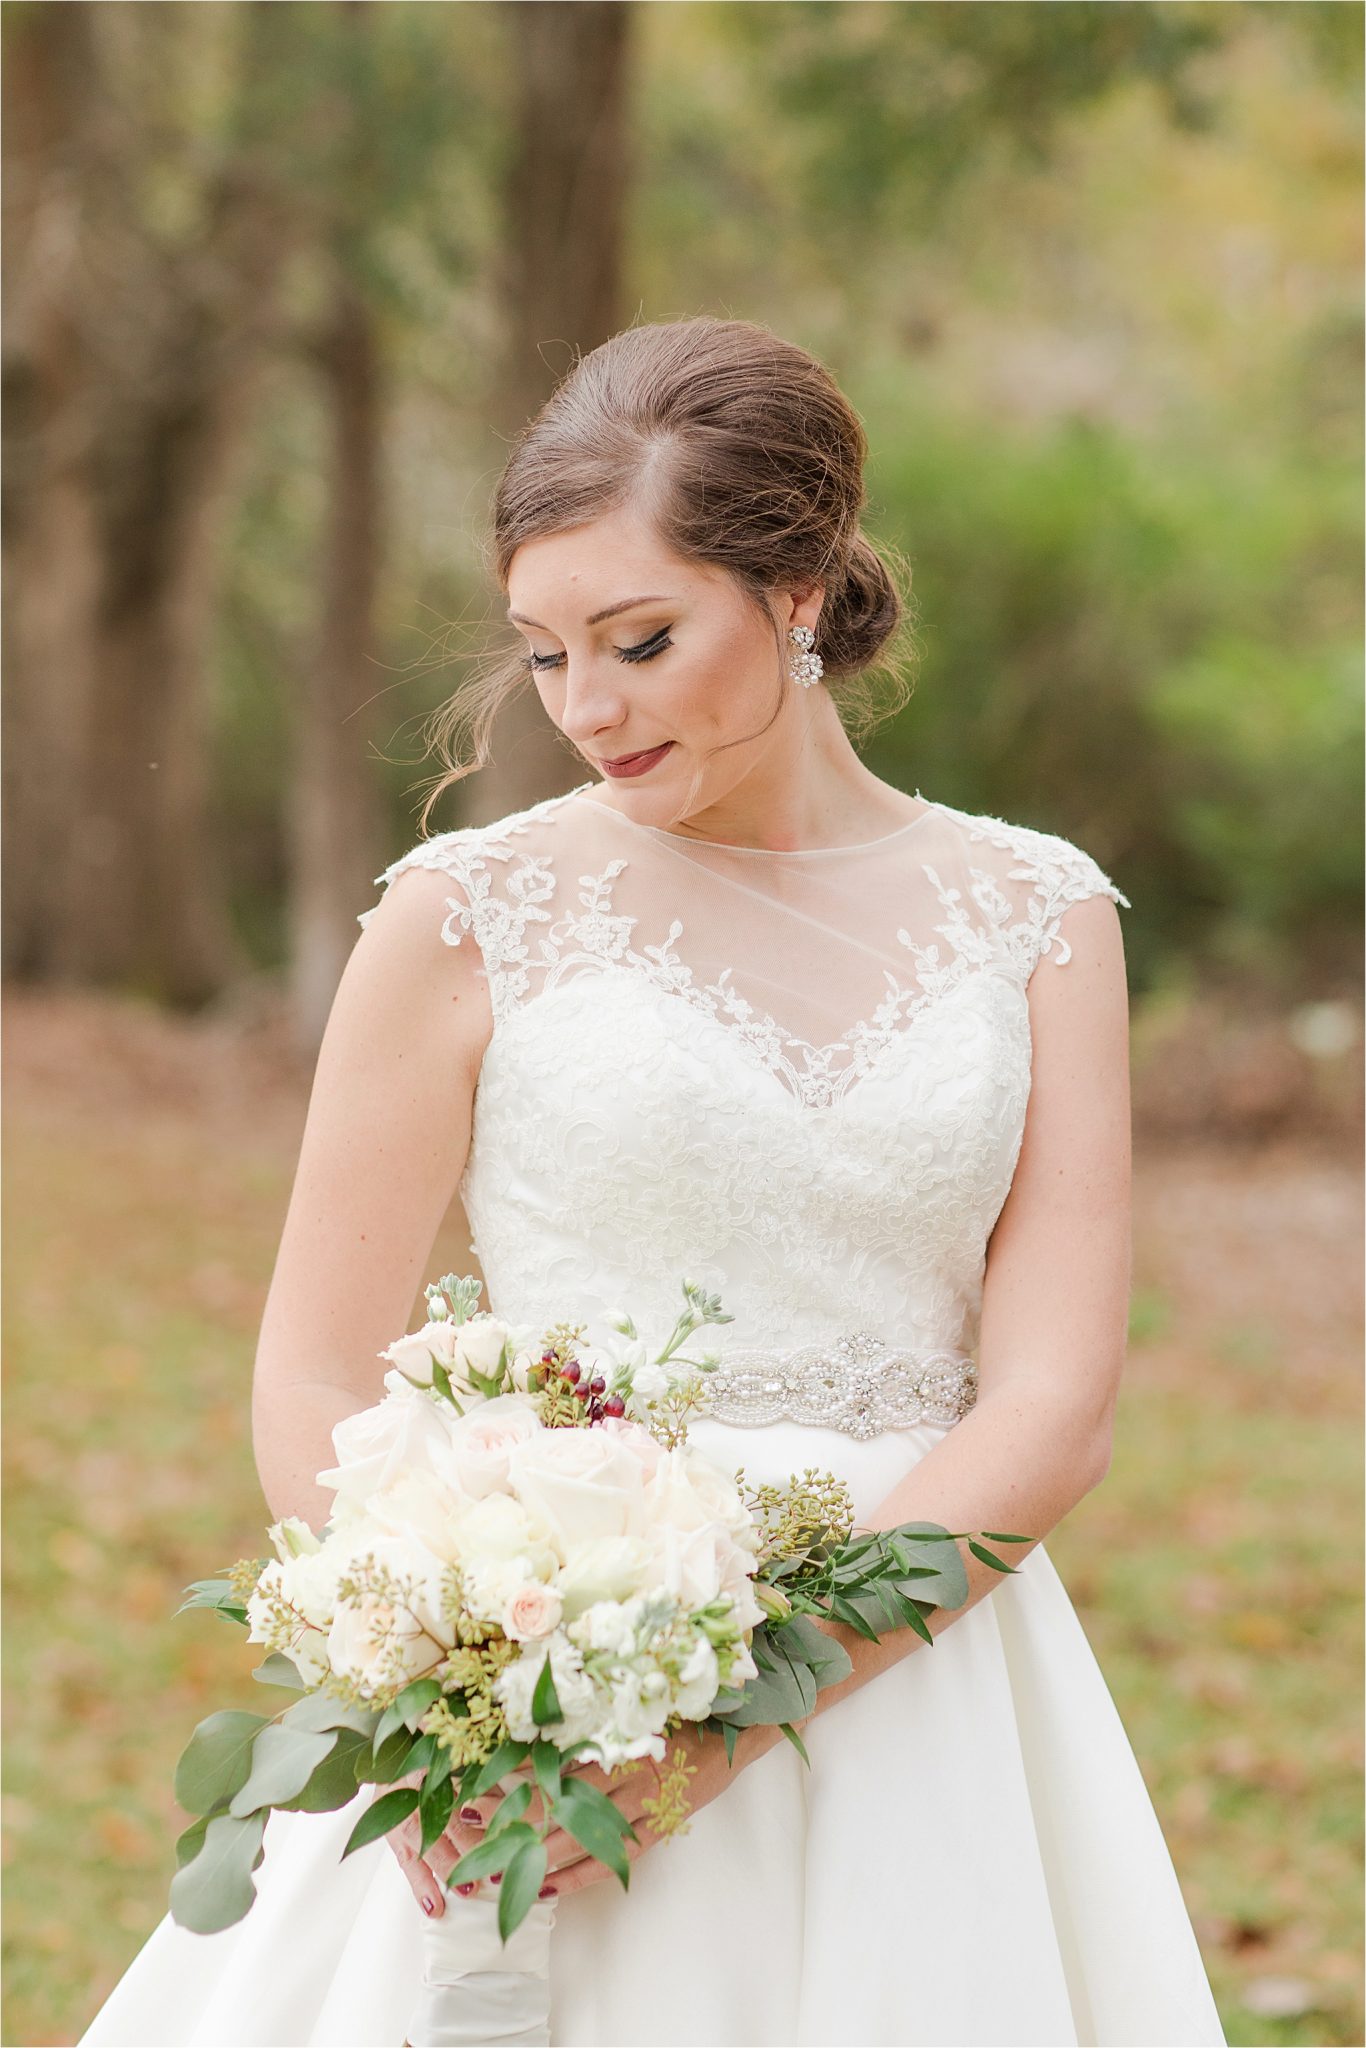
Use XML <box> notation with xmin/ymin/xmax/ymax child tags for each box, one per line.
<box><xmin>567</xmin><ymin>784</ymin><xmax>941</xmax><ymax>859</ymax></box>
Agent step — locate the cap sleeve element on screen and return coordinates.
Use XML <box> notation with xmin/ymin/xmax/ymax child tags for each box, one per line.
<box><xmin>1017</xmin><ymin>830</ymin><xmax>1131</xmax><ymax>976</ymax></box>
<box><xmin>945</xmin><ymin>807</ymin><xmax>1131</xmax><ymax>984</ymax></box>
<box><xmin>356</xmin><ymin>829</ymin><xmax>483</xmax><ymax>949</ymax></box>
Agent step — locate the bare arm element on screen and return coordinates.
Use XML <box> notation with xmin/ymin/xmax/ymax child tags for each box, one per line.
<box><xmin>800</xmin><ymin>890</ymin><xmax>1133</xmax><ymax>1721</ymax></box>
<box><xmin>251</xmin><ymin>865</ymin><xmax>490</xmax><ymax>1532</ymax></box>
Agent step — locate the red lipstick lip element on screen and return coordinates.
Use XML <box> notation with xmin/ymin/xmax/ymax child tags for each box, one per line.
<box><xmin>599</xmin><ymin>741</ymin><xmax>674</xmax><ymax>777</ymax></box>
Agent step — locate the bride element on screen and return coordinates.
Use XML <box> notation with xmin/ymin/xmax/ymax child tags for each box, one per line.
<box><xmin>80</xmin><ymin>316</ymin><xmax>1226</xmax><ymax>2046</ymax></box>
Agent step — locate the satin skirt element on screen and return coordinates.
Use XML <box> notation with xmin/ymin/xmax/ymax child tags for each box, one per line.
<box><xmin>78</xmin><ymin>1417</ymin><xmax>1227</xmax><ymax>2048</ymax></box>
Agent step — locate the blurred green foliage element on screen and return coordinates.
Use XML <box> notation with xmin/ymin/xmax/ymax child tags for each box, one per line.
<box><xmin>194</xmin><ymin>1</ymin><xmax>1359</xmax><ymax>1002</ymax></box>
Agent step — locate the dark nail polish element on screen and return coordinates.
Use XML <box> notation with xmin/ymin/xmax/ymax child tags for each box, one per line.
<box><xmin>538</xmin><ymin>1884</ymin><xmax>557</xmax><ymax>1899</ymax></box>
<box><xmin>455</xmin><ymin>1882</ymin><xmax>477</xmax><ymax>1897</ymax></box>
<box><xmin>458</xmin><ymin>1806</ymin><xmax>483</xmax><ymax>1825</ymax></box>
<box><xmin>421</xmin><ymin>1897</ymin><xmax>436</xmax><ymax>1915</ymax></box>
<box><xmin>490</xmin><ymin>1872</ymin><xmax>502</xmax><ymax>1885</ymax></box>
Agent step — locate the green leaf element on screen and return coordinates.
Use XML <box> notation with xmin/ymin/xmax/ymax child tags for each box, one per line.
<box><xmin>250</xmin><ymin>1653</ymin><xmax>308</xmax><ymax>1691</ymax></box>
<box><xmin>461</xmin><ymin>1739</ymin><xmax>531</xmax><ymax>1802</ymax></box>
<box><xmin>423</xmin><ymin>1745</ymin><xmax>454</xmax><ymax>1796</ymax></box>
<box><xmin>173</xmin><ymin>1810</ymin><xmax>215</xmax><ymax>1869</ymax></box>
<box><xmin>374</xmin><ymin>1675</ymin><xmax>443</xmax><ymax>1747</ymax></box>
<box><xmin>721</xmin><ymin>1719</ymin><xmax>739</xmax><ymax>1765</ymax></box>
<box><xmin>487</xmin><ymin>1780</ymin><xmax>534</xmax><ymax>1837</ymax></box>
<box><xmin>967</xmin><ymin>1539</ymin><xmax>1017</xmax><ymax>1574</ymax></box>
<box><xmin>279</xmin><ymin>1729</ymin><xmax>373</xmax><ymax>1813</ymax></box>
<box><xmin>551</xmin><ymin>1779</ymin><xmax>636</xmax><ymax>1882</ymax></box>
<box><xmin>281</xmin><ymin>1691</ymin><xmax>379</xmax><ymax>1737</ymax></box>
<box><xmin>406</xmin><ymin>1733</ymin><xmax>438</xmax><ymax>1775</ymax></box>
<box><xmin>531</xmin><ymin>1655</ymin><xmax>564</xmax><ymax>1727</ymax></box>
<box><xmin>894</xmin><ymin>1597</ymin><xmax>936</xmax><ymax>1645</ymax></box>
<box><xmin>498</xmin><ymin>1834</ymin><xmax>548</xmax><ymax>1944</ymax></box>
<box><xmin>177</xmin><ymin>1576</ymin><xmax>252</xmax><ymax>1618</ymax></box>
<box><xmin>447</xmin><ymin>1823</ymin><xmax>538</xmax><ymax>1887</ymax></box>
<box><xmin>174</xmin><ymin>1711</ymin><xmax>270</xmax><ymax>1817</ymax></box>
<box><xmin>418</xmin><ymin>1773</ymin><xmax>455</xmax><ymax>1857</ymax></box>
<box><xmin>774</xmin><ymin>1612</ymin><xmax>852</xmax><ymax>1690</ymax></box>
<box><xmin>979</xmin><ymin>1531</ymin><xmax>1032</xmax><ymax>1543</ymax></box>
<box><xmin>229</xmin><ymin>1724</ymin><xmax>338</xmax><ymax>1817</ymax></box>
<box><xmin>356</xmin><ymin>1727</ymin><xmax>418</xmax><ymax>1785</ymax></box>
<box><xmin>169</xmin><ymin>1811</ymin><xmax>267</xmax><ymax>1933</ymax></box>
<box><xmin>777</xmin><ymin>1720</ymin><xmax>812</xmax><ymax>1766</ymax></box>
<box><xmin>530</xmin><ymin>1739</ymin><xmax>562</xmax><ymax>1813</ymax></box>
<box><xmin>340</xmin><ymin>1786</ymin><xmax>419</xmax><ymax>1858</ymax></box>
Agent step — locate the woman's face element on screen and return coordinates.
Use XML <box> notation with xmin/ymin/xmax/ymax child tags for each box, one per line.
<box><xmin>504</xmin><ymin>504</ymin><xmax>823</xmax><ymax>829</ymax></box>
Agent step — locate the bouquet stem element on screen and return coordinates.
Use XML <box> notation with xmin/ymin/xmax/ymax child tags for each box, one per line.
<box><xmin>405</xmin><ymin>1893</ymin><xmax>558</xmax><ymax>2048</ymax></box>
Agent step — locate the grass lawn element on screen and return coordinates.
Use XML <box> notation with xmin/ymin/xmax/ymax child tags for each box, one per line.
<box><xmin>3</xmin><ymin>990</ymin><xmax>1361</xmax><ymax>2047</ymax></box>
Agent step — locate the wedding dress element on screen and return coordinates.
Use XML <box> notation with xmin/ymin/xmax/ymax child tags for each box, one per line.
<box><xmin>80</xmin><ymin>782</ymin><xmax>1227</xmax><ymax>2048</ymax></box>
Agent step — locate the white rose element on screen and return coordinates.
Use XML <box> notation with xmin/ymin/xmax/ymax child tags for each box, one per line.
<box><xmin>383</xmin><ymin>1318</ymin><xmax>464</xmax><ymax>1389</ymax></box>
<box><xmin>365</xmin><ymin>1468</ymin><xmax>469</xmax><ymax>1565</ymax></box>
<box><xmin>439</xmin><ymin>1395</ymin><xmax>544</xmax><ymax>1502</ymax></box>
<box><xmin>450</xmin><ymin>1490</ymin><xmax>549</xmax><ymax>1567</ymax></box>
<box><xmin>462</xmin><ymin>1553</ymin><xmax>537</xmax><ymax>1622</ymax></box>
<box><xmin>593</xmin><ymin>1415</ymin><xmax>665</xmax><ymax>1482</ymax></box>
<box><xmin>247</xmin><ymin>1525</ymin><xmax>373</xmax><ymax>1685</ymax></box>
<box><xmin>675</xmin><ymin>1446</ymin><xmax>754</xmax><ymax>1541</ymax></box>
<box><xmin>505</xmin><ymin>1427</ymin><xmax>647</xmax><ymax>1559</ymax></box>
<box><xmin>453</xmin><ymin>1315</ymin><xmax>511</xmax><ymax>1380</ymax></box>
<box><xmin>643</xmin><ymin>1447</ymin><xmax>729</xmax><ymax>1538</ymax></box>
<box><xmin>316</xmin><ymin>1382</ymin><xmax>459</xmax><ymax>1515</ymax></box>
<box><xmin>325</xmin><ymin>1532</ymin><xmax>453</xmax><ymax>1697</ymax></box>
<box><xmin>503</xmin><ymin>1581</ymin><xmax>563</xmax><ymax>1641</ymax></box>
<box><xmin>555</xmin><ymin>1535</ymin><xmax>655</xmax><ymax>1620</ymax></box>
<box><xmin>717</xmin><ymin>1546</ymin><xmax>766</xmax><ymax>1633</ymax></box>
<box><xmin>246</xmin><ymin>1563</ymin><xmax>334</xmax><ymax>1688</ymax></box>
<box><xmin>267</xmin><ymin>1515</ymin><xmax>321</xmax><ymax>1562</ymax></box>
<box><xmin>640</xmin><ymin>1521</ymin><xmax>727</xmax><ymax>1609</ymax></box>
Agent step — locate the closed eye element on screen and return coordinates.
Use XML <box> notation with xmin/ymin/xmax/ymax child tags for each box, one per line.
<box><xmin>523</xmin><ymin>628</ymin><xmax>673</xmax><ymax>673</ymax></box>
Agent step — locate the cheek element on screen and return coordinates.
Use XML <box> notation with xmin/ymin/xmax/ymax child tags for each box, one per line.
<box><xmin>664</xmin><ymin>656</ymin><xmax>744</xmax><ymax>738</ymax></box>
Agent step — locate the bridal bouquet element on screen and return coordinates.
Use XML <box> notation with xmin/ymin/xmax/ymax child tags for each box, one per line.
<box><xmin>171</xmin><ymin>1274</ymin><xmax>1027</xmax><ymax>2040</ymax></box>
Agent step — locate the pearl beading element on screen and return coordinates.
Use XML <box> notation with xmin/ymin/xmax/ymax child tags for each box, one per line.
<box><xmin>695</xmin><ymin>1332</ymin><xmax>978</xmax><ymax>1440</ymax></box>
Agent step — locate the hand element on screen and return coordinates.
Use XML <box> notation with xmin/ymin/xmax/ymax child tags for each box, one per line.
<box><xmin>384</xmin><ymin>1758</ymin><xmax>590</xmax><ymax>1920</ymax></box>
<box><xmin>499</xmin><ymin>1718</ymin><xmax>785</xmax><ymax>1903</ymax></box>
<box><xmin>385</xmin><ymin>1720</ymin><xmax>787</xmax><ymax>1916</ymax></box>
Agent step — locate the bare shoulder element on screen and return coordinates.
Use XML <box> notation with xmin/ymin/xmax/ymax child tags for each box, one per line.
<box><xmin>343</xmin><ymin>852</ymin><xmax>493</xmax><ymax>1093</ymax></box>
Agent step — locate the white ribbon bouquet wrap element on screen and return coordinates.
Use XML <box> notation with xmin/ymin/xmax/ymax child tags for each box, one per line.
<box><xmin>170</xmin><ymin>1276</ymin><xmax>1026</xmax><ymax>2048</ymax></box>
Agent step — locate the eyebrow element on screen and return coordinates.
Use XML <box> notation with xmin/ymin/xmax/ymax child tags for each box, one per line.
<box><xmin>506</xmin><ymin>595</ymin><xmax>677</xmax><ymax>630</ymax></box>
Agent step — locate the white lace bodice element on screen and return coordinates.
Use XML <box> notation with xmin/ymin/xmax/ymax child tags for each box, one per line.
<box><xmin>358</xmin><ymin>783</ymin><xmax>1129</xmax><ymax>1374</ymax></box>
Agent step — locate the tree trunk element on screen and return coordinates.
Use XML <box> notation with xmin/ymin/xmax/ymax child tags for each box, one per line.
<box><xmin>2</xmin><ymin>2</ymin><xmax>299</xmax><ymax>1002</ymax></box>
<box><xmin>288</xmin><ymin>268</ymin><xmax>385</xmax><ymax>1054</ymax></box>
<box><xmin>462</xmin><ymin>0</ymin><xmax>636</xmax><ymax>829</ymax></box>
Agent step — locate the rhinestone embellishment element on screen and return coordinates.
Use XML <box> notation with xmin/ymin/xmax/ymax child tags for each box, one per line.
<box><xmin>695</xmin><ymin>1332</ymin><xmax>978</xmax><ymax>1440</ymax></box>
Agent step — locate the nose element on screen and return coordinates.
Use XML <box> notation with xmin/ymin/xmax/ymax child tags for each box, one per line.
<box><xmin>551</xmin><ymin>656</ymin><xmax>630</xmax><ymax>748</ymax></box>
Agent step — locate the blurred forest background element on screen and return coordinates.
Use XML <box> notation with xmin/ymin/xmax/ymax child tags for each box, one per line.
<box><xmin>2</xmin><ymin>3</ymin><xmax>1361</xmax><ymax>2044</ymax></box>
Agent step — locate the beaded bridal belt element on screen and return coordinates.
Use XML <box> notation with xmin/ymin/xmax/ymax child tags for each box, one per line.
<box><xmin>694</xmin><ymin>1332</ymin><xmax>978</xmax><ymax>1441</ymax></box>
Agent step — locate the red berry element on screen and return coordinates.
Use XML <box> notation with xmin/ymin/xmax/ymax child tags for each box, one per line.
<box><xmin>590</xmin><ymin>1374</ymin><xmax>606</xmax><ymax>1394</ymax></box>
<box><xmin>562</xmin><ymin>1362</ymin><xmax>581</xmax><ymax>1384</ymax></box>
<box><xmin>604</xmin><ymin>1395</ymin><xmax>626</xmax><ymax>1417</ymax></box>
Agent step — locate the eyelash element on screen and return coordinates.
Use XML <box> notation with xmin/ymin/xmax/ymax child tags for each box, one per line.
<box><xmin>521</xmin><ymin>629</ymin><xmax>673</xmax><ymax>673</ymax></box>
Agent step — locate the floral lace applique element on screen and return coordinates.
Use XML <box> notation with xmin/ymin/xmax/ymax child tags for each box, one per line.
<box><xmin>360</xmin><ymin>790</ymin><xmax>1129</xmax><ymax>1114</ymax></box>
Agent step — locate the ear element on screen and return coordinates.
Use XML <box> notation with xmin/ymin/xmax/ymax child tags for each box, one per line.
<box><xmin>786</xmin><ymin>582</ymin><xmax>826</xmax><ymax>632</ymax></box>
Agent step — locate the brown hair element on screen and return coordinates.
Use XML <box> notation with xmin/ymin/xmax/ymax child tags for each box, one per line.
<box><xmin>415</xmin><ymin>315</ymin><xmax>920</xmax><ymax>829</ymax></box>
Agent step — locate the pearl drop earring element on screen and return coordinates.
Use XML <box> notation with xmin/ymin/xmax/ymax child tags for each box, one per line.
<box><xmin>788</xmin><ymin>624</ymin><xmax>824</xmax><ymax>689</ymax></box>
